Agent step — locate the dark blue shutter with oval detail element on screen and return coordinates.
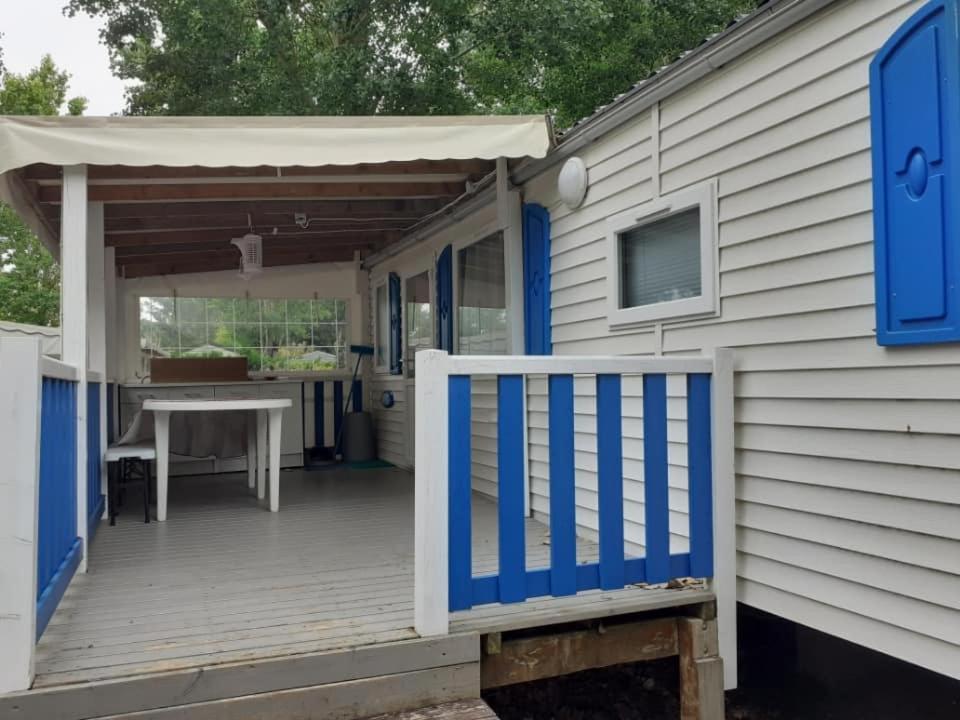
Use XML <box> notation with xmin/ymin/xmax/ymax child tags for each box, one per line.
<box><xmin>522</xmin><ymin>203</ymin><xmax>552</xmax><ymax>355</ymax></box>
<box><xmin>389</xmin><ymin>272</ymin><xmax>402</xmax><ymax>374</ymax></box>
<box><xmin>870</xmin><ymin>0</ymin><xmax>960</xmax><ymax>345</ymax></box>
<box><xmin>436</xmin><ymin>244</ymin><xmax>454</xmax><ymax>352</ymax></box>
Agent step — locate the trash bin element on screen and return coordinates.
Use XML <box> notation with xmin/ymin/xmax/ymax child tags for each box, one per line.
<box><xmin>342</xmin><ymin>411</ymin><xmax>376</xmax><ymax>462</ymax></box>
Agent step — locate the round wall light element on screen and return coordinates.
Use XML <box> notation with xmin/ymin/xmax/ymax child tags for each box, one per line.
<box><xmin>557</xmin><ymin>157</ymin><xmax>588</xmax><ymax>209</ymax></box>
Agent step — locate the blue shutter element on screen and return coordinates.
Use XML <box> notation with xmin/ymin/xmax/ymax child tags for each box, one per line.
<box><xmin>389</xmin><ymin>272</ymin><xmax>402</xmax><ymax>374</ymax></box>
<box><xmin>523</xmin><ymin>203</ymin><xmax>552</xmax><ymax>355</ymax></box>
<box><xmin>871</xmin><ymin>0</ymin><xmax>960</xmax><ymax>345</ymax></box>
<box><xmin>436</xmin><ymin>244</ymin><xmax>454</xmax><ymax>352</ymax></box>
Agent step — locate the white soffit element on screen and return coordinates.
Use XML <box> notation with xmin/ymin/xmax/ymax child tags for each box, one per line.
<box><xmin>0</xmin><ymin>115</ymin><xmax>552</xmax><ymax>175</ymax></box>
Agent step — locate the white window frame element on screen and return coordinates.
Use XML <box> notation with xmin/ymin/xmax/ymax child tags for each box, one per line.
<box><xmin>605</xmin><ymin>180</ymin><xmax>718</xmax><ymax>327</ymax></box>
<box><xmin>402</xmin><ymin>264</ymin><xmax>433</xmax><ymax>379</ymax></box>
<box><xmin>373</xmin><ymin>279</ymin><xmax>390</xmax><ymax>374</ymax></box>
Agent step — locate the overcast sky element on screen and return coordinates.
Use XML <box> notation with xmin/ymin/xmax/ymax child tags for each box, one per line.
<box><xmin>1</xmin><ymin>0</ymin><xmax>128</xmax><ymax>115</ymax></box>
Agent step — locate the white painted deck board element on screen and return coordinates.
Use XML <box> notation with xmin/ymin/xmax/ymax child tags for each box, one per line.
<box><xmin>33</xmin><ymin>468</ymin><xmax>710</xmax><ymax>688</ymax></box>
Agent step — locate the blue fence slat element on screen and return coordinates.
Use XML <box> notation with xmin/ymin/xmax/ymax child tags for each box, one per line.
<box><xmin>642</xmin><ymin>373</ymin><xmax>671</xmax><ymax>583</ymax></box>
<box><xmin>313</xmin><ymin>381</ymin><xmax>325</xmax><ymax>448</ymax></box>
<box><xmin>547</xmin><ymin>374</ymin><xmax>576</xmax><ymax>597</ymax></box>
<box><xmin>596</xmin><ymin>374</ymin><xmax>625</xmax><ymax>590</ymax></box>
<box><xmin>687</xmin><ymin>374</ymin><xmax>714</xmax><ymax>578</ymax></box>
<box><xmin>87</xmin><ymin>382</ymin><xmax>104</xmax><ymax>538</ymax></box>
<box><xmin>37</xmin><ymin>377</ymin><xmax>81</xmax><ymax>640</ymax></box>
<box><xmin>333</xmin><ymin>381</ymin><xmax>344</xmax><ymax>454</ymax></box>
<box><xmin>497</xmin><ymin>375</ymin><xmax>527</xmax><ymax>603</ymax></box>
<box><xmin>106</xmin><ymin>382</ymin><xmax>115</xmax><ymax>443</ymax></box>
<box><xmin>448</xmin><ymin>375</ymin><xmax>473</xmax><ymax>611</ymax></box>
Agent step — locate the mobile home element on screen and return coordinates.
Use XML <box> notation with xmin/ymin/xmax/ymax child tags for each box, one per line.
<box><xmin>0</xmin><ymin>0</ymin><xmax>958</xmax><ymax>718</ymax></box>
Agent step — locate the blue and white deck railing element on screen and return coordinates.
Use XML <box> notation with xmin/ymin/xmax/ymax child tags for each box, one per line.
<box><xmin>414</xmin><ymin>349</ymin><xmax>736</xmax><ymax>689</ymax></box>
<box><xmin>0</xmin><ymin>337</ymin><xmax>106</xmax><ymax>693</ymax></box>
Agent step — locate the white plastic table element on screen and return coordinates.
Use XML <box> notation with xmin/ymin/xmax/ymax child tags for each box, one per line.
<box><xmin>142</xmin><ymin>398</ymin><xmax>292</xmax><ymax>521</ymax></box>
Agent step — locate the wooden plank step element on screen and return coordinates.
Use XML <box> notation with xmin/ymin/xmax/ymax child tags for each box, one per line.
<box><xmin>0</xmin><ymin>633</ymin><xmax>480</xmax><ymax>720</ymax></box>
<box><xmin>364</xmin><ymin>698</ymin><xmax>498</xmax><ymax>720</ymax></box>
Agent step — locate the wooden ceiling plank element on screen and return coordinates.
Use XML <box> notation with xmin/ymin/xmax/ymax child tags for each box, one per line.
<box><xmin>107</xmin><ymin>228</ymin><xmax>402</xmax><ymax>248</ymax></box>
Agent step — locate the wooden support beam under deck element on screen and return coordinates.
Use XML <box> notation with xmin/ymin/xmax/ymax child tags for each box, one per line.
<box><xmin>106</xmin><ymin>228</ymin><xmax>402</xmax><ymax>248</ymax></box>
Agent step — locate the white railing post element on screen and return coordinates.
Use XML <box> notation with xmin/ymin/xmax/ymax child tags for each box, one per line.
<box><xmin>61</xmin><ymin>164</ymin><xmax>89</xmax><ymax>571</ymax></box>
<box><xmin>414</xmin><ymin>350</ymin><xmax>450</xmax><ymax>636</ymax></box>
<box><xmin>0</xmin><ymin>338</ymin><xmax>43</xmax><ymax>692</ymax></box>
<box><xmin>710</xmin><ymin>347</ymin><xmax>737</xmax><ymax>689</ymax></box>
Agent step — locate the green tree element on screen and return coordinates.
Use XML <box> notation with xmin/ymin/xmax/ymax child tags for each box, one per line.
<box><xmin>67</xmin><ymin>0</ymin><xmax>753</xmax><ymax>127</ymax></box>
<box><xmin>0</xmin><ymin>51</ymin><xmax>87</xmax><ymax>326</ymax></box>
<box><xmin>0</xmin><ymin>54</ymin><xmax>88</xmax><ymax>115</ymax></box>
<box><xmin>0</xmin><ymin>205</ymin><xmax>61</xmax><ymax>326</ymax></box>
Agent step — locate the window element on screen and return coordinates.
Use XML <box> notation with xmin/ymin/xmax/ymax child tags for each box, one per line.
<box><xmin>375</xmin><ymin>283</ymin><xmax>389</xmax><ymax>370</ymax></box>
<box><xmin>405</xmin><ymin>271</ymin><xmax>432</xmax><ymax>377</ymax></box>
<box><xmin>139</xmin><ymin>296</ymin><xmax>349</xmax><ymax>373</ymax></box>
<box><xmin>458</xmin><ymin>232</ymin><xmax>507</xmax><ymax>354</ymax></box>
<box><xmin>606</xmin><ymin>182</ymin><xmax>717</xmax><ymax>326</ymax></box>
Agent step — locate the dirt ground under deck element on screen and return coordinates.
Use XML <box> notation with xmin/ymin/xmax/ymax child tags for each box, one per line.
<box><xmin>484</xmin><ymin>607</ymin><xmax>960</xmax><ymax>720</ymax></box>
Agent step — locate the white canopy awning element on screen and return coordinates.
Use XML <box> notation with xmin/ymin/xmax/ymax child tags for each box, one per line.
<box><xmin>0</xmin><ymin>115</ymin><xmax>551</xmax><ymax>174</ymax></box>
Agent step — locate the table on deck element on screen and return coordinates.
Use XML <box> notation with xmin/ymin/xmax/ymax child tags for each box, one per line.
<box><xmin>142</xmin><ymin>397</ymin><xmax>292</xmax><ymax>521</ymax></box>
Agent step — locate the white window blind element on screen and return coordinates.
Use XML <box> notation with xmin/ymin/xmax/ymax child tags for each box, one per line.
<box><xmin>620</xmin><ymin>207</ymin><xmax>701</xmax><ymax>308</ymax></box>
<box><xmin>458</xmin><ymin>233</ymin><xmax>507</xmax><ymax>355</ymax></box>
<box><xmin>405</xmin><ymin>271</ymin><xmax>431</xmax><ymax>377</ymax></box>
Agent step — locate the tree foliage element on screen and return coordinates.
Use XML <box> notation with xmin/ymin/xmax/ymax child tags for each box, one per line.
<box><xmin>0</xmin><ymin>51</ymin><xmax>86</xmax><ymax>326</ymax></box>
<box><xmin>0</xmin><ymin>54</ymin><xmax>87</xmax><ymax>116</ymax></box>
<box><xmin>0</xmin><ymin>205</ymin><xmax>61</xmax><ymax>327</ymax></box>
<box><xmin>68</xmin><ymin>0</ymin><xmax>754</xmax><ymax>127</ymax></box>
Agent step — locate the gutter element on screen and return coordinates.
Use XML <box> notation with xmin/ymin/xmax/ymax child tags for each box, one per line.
<box><xmin>512</xmin><ymin>0</ymin><xmax>839</xmax><ymax>185</ymax></box>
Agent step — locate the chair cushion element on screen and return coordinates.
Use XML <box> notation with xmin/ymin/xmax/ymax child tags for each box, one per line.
<box><xmin>105</xmin><ymin>443</ymin><xmax>157</xmax><ymax>461</ymax></box>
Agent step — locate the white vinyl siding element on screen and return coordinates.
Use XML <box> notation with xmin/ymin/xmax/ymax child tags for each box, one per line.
<box><xmin>520</xmin><ymin>0</ymin><xmax>960</xmax><ymax>682</ymax></box>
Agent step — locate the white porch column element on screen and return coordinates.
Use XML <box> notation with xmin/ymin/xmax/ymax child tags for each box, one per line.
<box><xmin>496</xmin><ymin>157</ymin><xmax>525</xmax><ymax>355</ymax></box>
<box><xmin>60</xmin><ymin>165</ymin><xmax>89</xmax><ymax>571</ymax></box>
<box><xmin>104</xmin><ymin>247</ymin><xmax>118</xmax><ymax>452</ymax></box>
<box><xmin>88</xmin><ymin>204</ymin><xmax>108</xmax><ymax>516</ymax></box>
<box><xmin>0</xmin><ymin>339</ymin><xmax>43</xmax><ymax>693</ymax></box>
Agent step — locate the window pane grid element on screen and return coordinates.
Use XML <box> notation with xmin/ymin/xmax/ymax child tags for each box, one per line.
<box><xmin>140</xmin><ymin>296</ymin><xmax>349</xmax><ymax>372</ymax></box>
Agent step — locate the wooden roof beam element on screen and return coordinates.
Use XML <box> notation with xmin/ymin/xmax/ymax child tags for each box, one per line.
<box><xmin>106</xmin><ymin>228</ymin><xmax>404</xmax><ymax>248</ymax></box>
<box><xmin>24</xmin><ymin>159</ymin><xmax>495</xmax><ymax>182</ymax></box>
<box><xmin>39</xmin><ymin>181</ymin><xmax>464</xmax><ymax>203</ymax></box>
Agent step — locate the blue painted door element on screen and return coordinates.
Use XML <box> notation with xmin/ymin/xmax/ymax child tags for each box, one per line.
<box><xmin>436</xmin><ymin>245</ymin><xmax>454</xmax><ymax>352</ymax></box>
<box><xmin>523</xmin><ymin>203</ymin><xmax>551</xmax><ymax>355</ymax></box>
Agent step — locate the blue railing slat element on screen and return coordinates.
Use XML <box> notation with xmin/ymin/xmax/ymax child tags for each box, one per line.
<box><xmin>497</xmin><ymin>374</ymin><xmax>527</xmax><ymax>603</ymax></box>
<box><xmin>333</xmin><ymin>380</ymin><xmax>344</xmax><ymax>454</ymax></box>
<box><xmin>547</xmin><ymin>374</ymin><xmax>577</xmax><ymax>597</ymax></box>
<box><xmin>313</xmin><ymin>381</ymin><xmax>325</xmax><ymax>449</ymax></box>
<box><xmin>642</xmin><ymin>373</ymin><xmax>671</xmax><ymax>583</ymax></box>
<box><xmin>448</xmin><ymin>374</ymin><xmax>473</xmax><ymax>611</ymax></box>
<box><xmin>687</xmin><ymin>373</ymin><xmax>714</xmax><ymax>578</ymax></box>
<box><xmin>596</xmin><ymin>374</ymin><xmax>625</xmax><ymax>590</ymax></box>
<box><xmin>88</xmin><ymin>382</ymin><xmax>104</xmax><ymax>537</ymax></box>
<box><xmin>36</xmin><ymin>377</ymin><xmax>81</xmax><ymax>639</ymax></box>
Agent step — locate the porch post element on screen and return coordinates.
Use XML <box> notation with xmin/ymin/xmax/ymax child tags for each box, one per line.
<box><xmin>710</xmin><ymin>347</ymin><xmax>737</xmax><ymax>689</ymax></box>
<box><xmin>60</xmin><ymin>165</ymin><xmax>89</xmax><ymax>571</ymax></box>
<box><xmin>414</xmin><ymin>350</ymin><xmax>450</xmax><ymax>636</ymax></box>
<box><xmin>0</xmin><ymin>338</ymin><xmax>43</xmax><ymax>692</ymax></box>
<box><xmin>104</xmin><ymin>246</ymin><xmax>118</xmax><ymax>449</ymax></box>
<box><xmin>496</xmin><ymin>157</ymin><xmax>525</xmax><ymax>356</ymax></box>
<box><xmin>89</xmin><ymin>204</ymin><xmax>108</xmax><ymax>516</ymax></box>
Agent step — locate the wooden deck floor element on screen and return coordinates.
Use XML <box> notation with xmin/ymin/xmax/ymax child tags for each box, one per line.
<box><xmin>34</xmin><ymin>467</ymin><xmax>710</xmax><ymax>689</ymax></box>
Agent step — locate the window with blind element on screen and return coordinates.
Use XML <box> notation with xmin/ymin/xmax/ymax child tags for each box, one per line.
<box><xmin>458</xmin><ymin>232</ymin><xmax>508</xmax><ymax>354</ymax></box>
<box><xmin>606</xmin><ymin>181</ymin><xmax>717</xmax><ymax>326</ymax></box>
<box><xmin>405</xmin><ymin>270</ymin><xmax>432</xmax><ymax>377</ymax></box>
